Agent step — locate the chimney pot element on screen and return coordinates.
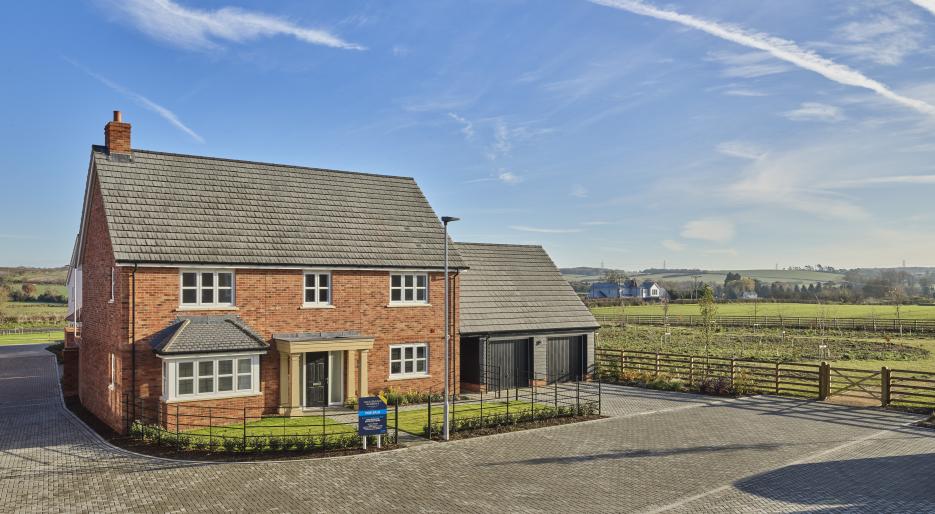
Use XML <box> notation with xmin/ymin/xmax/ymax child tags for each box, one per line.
<box><xmin>104</xmin><ymin>111</ymin><xmax>131</xmax><ymax>154</ymax></box>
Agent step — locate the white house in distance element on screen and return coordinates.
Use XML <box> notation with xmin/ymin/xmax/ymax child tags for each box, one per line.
<box><xmin>589</xmin><ymin>279</ymin><xmax>667</xmax><ymax>300</ymax></box>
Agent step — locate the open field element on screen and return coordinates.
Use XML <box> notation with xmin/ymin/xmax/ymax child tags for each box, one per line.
<box><xmin>0</xmin><ymin>266</ymin><xmax>68</xmax><ymax>284</ymax></box>
<box><xmin>8</xmin><ymin>282</ymin><xmax>68</xmax><ymax>297</ymax></box>
<box><xmin>0</xmin><ymin>302</ymin><xmax>67</xmax><ymax>328</ymax></box>
<box><xmin>0</xmin><ymin>331</ymin><xmax>63</xmax><ymax>346</ymax></box>
<box><xmin>562</xmin><ymin>268</ymin><xmax>846</xmax><ymax>285</ymax></box>
<box><xmin>597</xmin><ymin>324</ymin><xmax>935</xmax><ymax>373</ymax></box>
<box><xmin>592</xmin><ymin>302</ymin><xmax>935</xmax><ymax>319</ymax></box>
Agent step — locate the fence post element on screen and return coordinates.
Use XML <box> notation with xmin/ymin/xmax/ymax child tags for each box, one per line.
<box><xmin>730</xmin><ymin>358</ymin><xmax>736</xmax><ymax>386</ymax></box>
<box><xmin>427</xmin><ymin>394</ymin><xmax>432</xmax><ymax>440</ymax></box>
<box><xmin>321</xmin><ymin>405</ymin><xmax>326</xmax><ymax>451</ymax></box>
<box><xmin>689</xmin><ymin>357</ymin><xmax>695</xmax><ymax>385</ymax></box>
<box><xmin>598</xmin><ymin>380</ymin><xmax>602</xmax><ymax>416</ymax></box>
<box><xmin>480</xmin><ymin>391</ymin><xmax>484</xmax><ymax>427</ymax></box>
<box><xmin>242</xmin><ymin>407</ymin><xmax>247</xmax><ymax>453</ymax></box>
<box><xmin>554</xmin><ymin>380</ymin><xmax>558</xmax><ymax>409</ymax></box>
<box><xmin>774</xmin><ymin>363</ymin><xmax>780</xmax><ymax>395</ymax></box>
<box><xmin>818</xmin><ymin>362</ymin><xmax>830</xmax><ymax>401</ymax></box>
<box><xmin>209</xmin><ymin>407</ymin><xmax>213</xmax><ymax>449</ymax></box>
<box><xmin>654</xmin><ymin>352</ymin><xmax>660</xmax><ymax>378</ymax></box>
<box><xmin>395</xmin><ymin>400</ymin><xmax>399</xmax><ymax>444</ymax></box>
<box><xmin>576</xmin><ymin>380</ymin><xmax>580</xmax><ymax>416</ymax></box>
<box><xmin>175</xmin><ymin>404</ymin><xmax>180</xmax><ymax>452</ymax></box>
<box><xmin>881</xmin><ymin>367</ymin><xmax>891</xmax><ymax>408</ymax></box>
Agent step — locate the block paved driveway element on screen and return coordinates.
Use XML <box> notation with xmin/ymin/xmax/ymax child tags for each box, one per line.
<box><xmin>3</xmin><ymin>345</ymin><xmax>935</xmax><ymax>513</ymax></box>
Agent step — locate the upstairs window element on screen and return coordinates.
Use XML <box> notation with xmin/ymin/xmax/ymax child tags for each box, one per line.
<box><xmin>303</xmin><ymin>272</ymin><xmax>331</xmax><ymax>306</ymax></box>
<box><xmin>390</xmin><ymin>273</ymin><xmax>428</xmax><ymax>304</ymax></box>
<box><xmin>180</xmin><ymin>271</ymin><xmax>234</xmax><ymax>307</ymax></box>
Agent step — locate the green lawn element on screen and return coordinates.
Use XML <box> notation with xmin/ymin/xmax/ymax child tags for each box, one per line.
<box><xmin>598</xmin><ymin>324</ymin><xmax>935</xmax><ymax>373</ymax></box>
<box><xmin>179</xmin><ymin>400</ymin><xmax>540</xmax><ymax>442</ymax></box>
<box><xmin>0</xmin><ymin>331</ymin><xmax>63</xmax><ymax>346</ymax></box>
<box><xmin>0</xmin><ymin>302</ymin><xmax>67</xmax><ymax>329</ymax></box>
<box><xmin>592</xmin><ymin>302</ymin><xmax>934</xmax><ymax>320</ymax></box>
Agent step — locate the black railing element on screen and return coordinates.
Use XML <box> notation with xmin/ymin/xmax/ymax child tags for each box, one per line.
<box><xmin>123</xmin><ymin>396</ymin><xmax>399</xmax><ymax>453</ymax></box>
<box><xmin>425</xmin><ymin>368</ymin><xmax>601</xmax><ymax>439</ymax></box>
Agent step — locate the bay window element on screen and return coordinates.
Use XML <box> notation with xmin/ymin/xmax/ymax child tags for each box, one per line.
<box><xmin>161</xmin><ymin>353</ymin><xmax>260</xmax><ymax>401</ymax></box>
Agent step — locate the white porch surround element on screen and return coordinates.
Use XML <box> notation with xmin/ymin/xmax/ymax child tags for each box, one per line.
<box><xmin>275</xmin><ymin>337</ymin><xmax>374</xmax><ymax>416</ymax></box>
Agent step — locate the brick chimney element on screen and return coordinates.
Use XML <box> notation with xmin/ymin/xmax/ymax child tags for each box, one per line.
<box><xmin>104</xmin><ymin>110</ymin><xmax>131</xmax><ymax>154</ymax></box>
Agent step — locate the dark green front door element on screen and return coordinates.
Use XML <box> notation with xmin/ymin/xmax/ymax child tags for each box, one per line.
<box><xmin>305</xmin><ymin>352</ymin><xmax>329</xmax><ymax>407</ymax></box>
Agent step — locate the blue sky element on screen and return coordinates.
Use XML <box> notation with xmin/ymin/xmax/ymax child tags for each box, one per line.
<box><xmin>3</xmin><ymin>0</ymin><xmax>935</xmax><ymax>270</ymax></box>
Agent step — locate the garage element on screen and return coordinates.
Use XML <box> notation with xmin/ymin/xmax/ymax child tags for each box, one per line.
<box><xmin>547</xmin><ymin>336</ymin><xmax>586</xmax><ymax>383</ymax></box>
<box><xmin>486</xmin><ymin>338</ymin><xmax>532</xmax><ymax>390</ymax></box>
<box><xmin>454</xmin><ymin>242</ymin><xmax>599</xmax><ymax>392</ymax></box>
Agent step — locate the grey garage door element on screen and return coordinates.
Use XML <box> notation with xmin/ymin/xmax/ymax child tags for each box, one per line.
<box><xmin>547</xmin><ymin>336</ymin><xmax>585</xmax><ymax>383</ymax></box>
<box><xmin>486</xmin><ymin>338</ymin><xmax>532</xmax><ymax>390</ymax></box>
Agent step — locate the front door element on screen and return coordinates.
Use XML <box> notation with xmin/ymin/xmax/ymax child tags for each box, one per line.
<box><xmin>305</xmin><ymin>352</ymin><xmax>329</xmax><ymax>407</ymax></box>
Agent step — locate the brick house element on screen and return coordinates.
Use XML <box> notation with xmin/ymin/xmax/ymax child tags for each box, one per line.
<box><xmin>68</xmin><ymin>112</ymin><xmax>465</xmax><ymax>433</ymax></box>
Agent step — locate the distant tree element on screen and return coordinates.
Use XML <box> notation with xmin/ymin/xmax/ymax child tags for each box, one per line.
<box><xmin>699</xmin><ymin>285</ymin><xmax>718</xmax><ymax>356</ymax></box>
<box><xmin>0</xmin><ymin>285</ymin><xmax>8</xmax><ymax>313</ymax></box>
<box><xmin>21</xmin><ymin>283</ymin><xmax>36</xmax><ymax>298</ymax></box>
<box><xmin>601</xmin><ymin>269</ymin><xmax>626</xmax><ymax>286</ymax></box>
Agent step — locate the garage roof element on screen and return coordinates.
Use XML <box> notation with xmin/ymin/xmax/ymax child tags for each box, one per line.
<box><xmin>454</xmin><ymin>243</ymin><xmax>599</xmax><ymax>335</ymax></box>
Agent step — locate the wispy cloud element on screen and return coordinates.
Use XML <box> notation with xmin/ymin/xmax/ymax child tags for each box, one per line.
<box><xmin>707</xmin><ymin>51</ymin><xmax>790</xmax><ymax>78</ymax></box>
<box><xmin>66</xmin><ymin>58</ymin><xmax>204</xmax><ymax>142</ymax></box>
<box><xmin>723</xmin><ymin>88</ymin><xmax>768</xmax><ymax>97</ymax></box>
<box><xmin>509</xmin><ymin>225</ymin><xmax>583</xmax><ymax>234</ymax></box>
<box><xmin>910</xmin><ymin>0</ymin><xmax>935</xmax><ymax>17</ymax></box>
<box><xmin>447</xmin><ymin>112</ymin><xmax>474</xmax><ymax>139</ymax></box>
<box><xmin>498</xmin><ymin>170</ymin><xmax>523</xmax><ymax>184</ymax></box>
<box><xmin>661</xmin><ymin>239</ymin><xmax>685</xmax><ymax>252</ymax></box>
<box><xmin>830</xmin><ymin>175</ymin><xmax>935</xmax><ymax>188</ymax></box>
<box><xmin>582</xmin><ymin>220</ymin><xmax>613</xmax><ymax>226</ymax></box>
<box><xmin>782</xmin><ymin>102</ymin><xmax>844</xmax><ymax>122</ymax></box>
<box><xmin>589</xmin><ymin>0</ymin><xmax>935</xmax><ymax>116</ymax></box>
<box><xmin>680</xmin><ymin>218</ymin><xmax>735</xmax><ymax>243</ymax></box>
<box><xmin>717</xmin><ymin>141</ymin><xmax>765</xmax><ymax>160</ymax></box>
<box><xmin>571</xmin><ymin>184</ymin><xmax>589</xmax><ymax>198</ymax></box>
<box><xmin>820</xmin><ymin>11</ymin><xmax>922</xmax><ymax>66</ymax></box>
<box><xmin>704</xmin><ymin>248</ymin><xmax>738</xmax><ymax>257</ymax></box>
<box><xmin>105</xmin><ymin>0</ymin><xmax>363</xmax><ymax>51</ymax></box>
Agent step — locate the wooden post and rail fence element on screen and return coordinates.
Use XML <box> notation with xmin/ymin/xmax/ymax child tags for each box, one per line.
<box><xmin>595</xmin><ymin>347</ymin><xmax>935</xmax><ymax>410</ymax></box>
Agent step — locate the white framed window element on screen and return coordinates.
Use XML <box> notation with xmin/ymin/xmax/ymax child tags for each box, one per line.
<box><xmin>389</xmin><ymin>343</ymin><xmax>428</xmax><ymax>378</ymax></box>
<box><xmin>162</xmin><ymin>353</ymin><xmax>260</xmax><ymax>401</ymax></box>
<box><xmin>303</xmin><ymin>272</ymin><xmax>331</xmax><ymax>306</ymax></box>
<box><xmin>180</xmin><ymin>270</ymin><xmax>234</xmax><ymax>307</ymax></box>
<box><xmin>390</xmin><ymin>273</ymin><xmax>428</xmax><ymax>304</ymax></box>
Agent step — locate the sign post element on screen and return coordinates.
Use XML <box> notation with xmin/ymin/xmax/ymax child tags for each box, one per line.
<box><xmin>357</xmin><ymin>396</ymin><xmax>387</xmax><ymax>450</ymax></box>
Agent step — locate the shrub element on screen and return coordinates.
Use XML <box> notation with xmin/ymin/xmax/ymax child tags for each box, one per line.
<box><xmin>292</xmin><ymin>437</ymin><xmax>308</xmax><ymax>451</ymax></box>
<box><xmin>251</xmin><ymin>437</ymin><xmax>267</xmax><ymax>451</ymax></box>
<box><xmin>222</xmin><ymin>438</ymin><xmax>238</xmax><ymax>452</ymax></box>
<box><xmin>192</xmin><ymin>438</ymin><xmax>208</xmax><ymax>451</ymax></box>
<box><xmin>344</xmin><ymin>397</ymin><xmax>358</xmax><ymax>410</ymax></box>
<box><xmin>267</xmin><ymin>436</ymin><xmax>283</xmax><ymax>452</ymax></box>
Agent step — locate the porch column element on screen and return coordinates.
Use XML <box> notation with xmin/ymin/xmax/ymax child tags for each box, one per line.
<box><xmin>359</xmin><ymin>349</ymin><xmax>369</xmax><ymax>397</ymax></box>
<box><xmin>289</xmin><ymin>353</ymin><xmax>302</xmax><ymax>413</ymax></box>
<box><xmin>345</xmin><ymin>350</ymin><xmax>357</xmax><ymax>400</ymax></box>
<box><xmin>279</xmin><ymin>352</ymin><xmax>289</xmax><ymax>414</ymax></box>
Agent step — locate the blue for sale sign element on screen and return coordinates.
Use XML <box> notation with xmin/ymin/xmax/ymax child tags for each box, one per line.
<box><xmin>358</xmin><ymin>396</ymin><xmax>387</xmax><ymax>436</ymax></box>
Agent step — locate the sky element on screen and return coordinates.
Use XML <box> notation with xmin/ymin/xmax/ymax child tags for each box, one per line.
<box><xmin>2</xmin><ymin>0</ymin><xmax>935</xmax><ymax>270</ymax></box>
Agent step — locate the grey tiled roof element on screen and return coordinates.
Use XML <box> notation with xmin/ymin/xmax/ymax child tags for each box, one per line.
<box><xmin>149</xmin><ymin>315</ymin><xmax>269</xmax><ymax>355</ymax></box>
<box><xmin>92</xmin><ymin>146</ymin><xmax>465</xmax><ymax>269</ymax></box>
<box><xmin>454</xmin><ymin>243</ymin><xmax>599</xmax><ymax>335</ymax></box>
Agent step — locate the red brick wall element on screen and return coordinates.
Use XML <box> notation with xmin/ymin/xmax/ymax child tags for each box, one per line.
<box><xmin>131</xmin><ymin>268</ymin><xmax>460</xmax><ymax>416</ymax></box>
<box><xmin>78</xmin><ymin>174</ymin><xmax>130</xmax><ymax>431</ymax></box>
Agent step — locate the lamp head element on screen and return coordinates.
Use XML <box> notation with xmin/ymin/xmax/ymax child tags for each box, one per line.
<box><xmin>441</xmin><ymin>216</ymin><xmax>460</xmax><ymax>224</ymax></box>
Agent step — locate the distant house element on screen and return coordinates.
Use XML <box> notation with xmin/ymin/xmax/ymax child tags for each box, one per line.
<box><xmin>741</xmin><ymin>291</ymin><xmax>759</xmax><ymax>300</ymax></box>
<box><xmin>589</xmin><ymin>279</ymin><xmax>667</xmax><ymax>300</ymax></box>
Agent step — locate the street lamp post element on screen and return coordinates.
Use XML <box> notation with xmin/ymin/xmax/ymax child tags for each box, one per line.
<box><xmin>441</xmin><ymin>216</ymin><xmax>459</xmax><ymax>441</ymax></box>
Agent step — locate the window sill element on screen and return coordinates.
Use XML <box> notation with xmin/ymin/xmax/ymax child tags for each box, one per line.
<box><xmin>385</xmin><ymin>303</ymin><xmax>432</xmax><ymax>308</ymax></box>
<box><xmin>163</xmin><ymin>390</ymin><xmax>260</xmax><ymax>404</ymax></box>
<box><xmin>175</xmin><ymin>305</ymin><xmax>239</xmax><ymax>312</ymax></box>
<box><xmin>300</xmin><ymin>304</ymin><xmax>335</xmax><ymax>310</ymax></box>
<box><xmin>387</xmin><ymin>374</ymin><xmax>431</xmax><ymax>381</ymax></box>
